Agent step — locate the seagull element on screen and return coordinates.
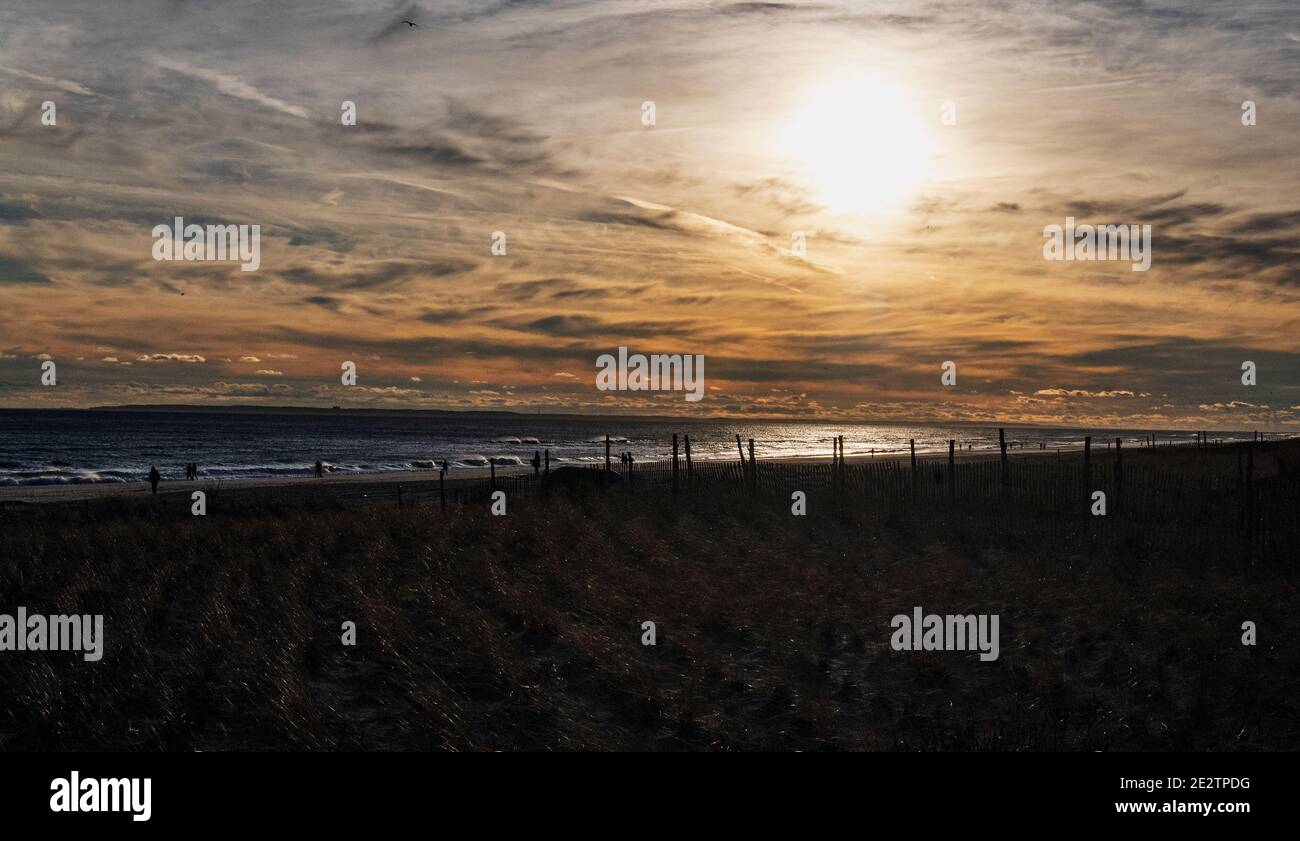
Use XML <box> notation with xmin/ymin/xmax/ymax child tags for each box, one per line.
<box><xmin>401</xmin><ymin>19</ymin><xmax>418</xmax><ymax>27</ymax></box>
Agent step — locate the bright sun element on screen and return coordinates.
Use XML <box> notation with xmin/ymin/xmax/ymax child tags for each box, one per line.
<box><xmin>777</xmin><ymin>76</ymin><xmax>935</xmax><ymax>215</ymax></box>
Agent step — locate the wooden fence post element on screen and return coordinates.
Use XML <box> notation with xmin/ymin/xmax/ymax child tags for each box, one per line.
<box><xmin>1114</xmin><ymin>437</ymin><xmax>1123</xmax><ymax>516</ymax></box>
<box><xmin>948</xmin><ymin>439</ymin><xmax>956</xmax><ymax>508</ymax></box>
<box><xmin>735</xmin><ymin>434</ymin><xmax>747</xmax><ymax>486</ymax></box>
<box><xmin>748</xmin><ymin>439</ymin><xmax>756</xmax><ymax>490</ymax></box>
<box><xmin>909</xmin><ymin>441</ymin><xmax>920</xmax><ymax>499</ymax></box>
<box><xmin>684</xmin><ymin>435</ymin><xmax>693</xmax><ymax>485</ymax></box>
<box><xmin>1083</xmin><ymin>435</ymin><xmax>1091</xmax><ymax>522</ymax></box>
<box><xmin>439</xmin><ymin>462</ymin><xmax>446</xmax><ymax>511</ymax></box>
<box><xmin>490</xmin><ymin>460</ymin><xmax>496</xmax><ymax>492</ymax></box>
<box><xmin>544</xmin><ymin>449</ymin><xmax>550</xmax><ymax>474</ymax></box>
<box><xmin>1246</xmin><ymin>440</ymin><xmax>1255</xmax><ymax>562</ymax></box>
<box><xmin>605</xmin><ymin>435</ymin><xmax>611</xmax><ymax>475</ymax></box>
<box><xmin>998</xmin><ymin>428</ymin><xmax>1007</xmax><ymax>486</ymax></box>
<box><xmin>672</xmin><ymin>433</ymin><xmax>680</xmax><ymax>496</ymax></box>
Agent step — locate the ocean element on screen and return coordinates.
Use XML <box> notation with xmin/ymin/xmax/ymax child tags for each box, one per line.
<box><xmin>0</xmin><ymin>409</ymin><xmax>1263</xmax><ymax>486</ymax></box>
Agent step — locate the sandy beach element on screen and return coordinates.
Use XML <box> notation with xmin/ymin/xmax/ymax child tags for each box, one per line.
<box><xmin>0</xmin><ymin>444</ymin><xmax>1096</xmax><ymax>505</ymax></box>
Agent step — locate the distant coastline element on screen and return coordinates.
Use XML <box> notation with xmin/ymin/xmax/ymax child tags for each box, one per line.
<box><xmin>0</xmin><ymin>404</ymin><xmax>1281</xmax><ymax>435</ymax></box>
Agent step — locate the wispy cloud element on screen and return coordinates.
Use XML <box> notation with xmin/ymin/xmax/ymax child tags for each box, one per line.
<box><xmin>152</xmin><ymin>56</ymin><xmax>309</xmax><ymax>119</ymax></box>
<box><xmin>0</xmin><ymin>64</ymin><xmax>96</xmax><ymax>96</ymax></box>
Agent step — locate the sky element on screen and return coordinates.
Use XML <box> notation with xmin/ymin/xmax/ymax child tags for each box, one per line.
<box><xmin>0</xmin><ymin>0</ymin><xmax>1297</xmax><ymax>429</ymax></box>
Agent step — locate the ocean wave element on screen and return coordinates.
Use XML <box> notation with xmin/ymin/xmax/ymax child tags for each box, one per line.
<box><xmin>449</xmin><ymin>454</ymin><xmax>527</xmax><ymax>468</ymax></box>
<box><xmin>0</xmin><ymin>471</ymin><xmax>131</xmax><ymax>486</ymax></box>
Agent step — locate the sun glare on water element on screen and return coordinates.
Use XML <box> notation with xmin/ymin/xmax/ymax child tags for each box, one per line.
<box><xmin>777</xmin><ymin>76</ymin><xmax>936</xmax><ymax>215</ymax></box>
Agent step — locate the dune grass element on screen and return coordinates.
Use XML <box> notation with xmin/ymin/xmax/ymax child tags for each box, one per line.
<box><xmin>0</xmin><ymin>471</ymin><xmax>1296</xmax><ymax>751</ymax></box>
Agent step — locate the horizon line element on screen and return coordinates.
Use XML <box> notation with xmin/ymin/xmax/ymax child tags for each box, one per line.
<box><xmin>0</xmin><ymin>403</ymin><xmax>1289</xmax><ymax>435</ymax></box>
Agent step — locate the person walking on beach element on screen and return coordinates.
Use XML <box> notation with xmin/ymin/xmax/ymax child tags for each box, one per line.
<box><xmin>531</xmin><ymin>450</ymin><xmax>541</xmax><ymax>477</ymax></box>
<box><xmin>147</xmin><ymin>465</ymin><xmax>161</xmax><ymax>494</ymax></box>
<box><xmin>315</xmin><ymin>460</ymin><xmax>324</xmax><ymax>478</ymax></box>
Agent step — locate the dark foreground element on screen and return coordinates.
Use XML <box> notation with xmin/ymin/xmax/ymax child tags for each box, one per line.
<box><xmin>1</xmin><ymin>442</ymin><xmax>1297</xmax><ymax>751</ymax></box>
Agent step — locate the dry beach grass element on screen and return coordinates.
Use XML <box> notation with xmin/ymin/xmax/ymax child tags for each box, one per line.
<box><xmin>1</xmin><ymin>443</ymin><xmax>1297</xmax><ymax>751</ymax></box>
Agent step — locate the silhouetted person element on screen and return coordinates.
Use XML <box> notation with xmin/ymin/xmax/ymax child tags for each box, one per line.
<box><xmin>315</xmin><ymin>460</ymin><xmax>324</xmax><ymax>478</ymax></box>
<box><xmin>531</xmin><ymin>450</ymin><xmax>541</xmax><ymax>476</ymax></box>
<box><xmin>148</xmin><ymin>465</ymin><xmax>160</xmax><ymax>494</ymax></box>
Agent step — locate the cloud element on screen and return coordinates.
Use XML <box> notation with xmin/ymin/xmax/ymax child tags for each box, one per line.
<box><xmin>0</xmin><ymin>64</ymin><xmax>96</xmax><ymax>96</ymax></box>
<box><xmin>1200</xmin><ymin>401</ymin><xmax>1267</xmax><ymax>411</ymax></box>
<box><xmin>280</xmin><ymin>259</ymin><xmax>477</xmax><ymax>292</ymax></box>
<box><xmin>136</xmin><ymin>353</ymin><xmax>206</xmax><ymax>363</ymax></box>
<box><xmin>0</xmin><ymin>255</ymin><xmax>50</xmax><ymax>285</ymax></box>
<box><xmin>1034</xmin><ymin>388</ymin><xmax>1136</xmax><ymax>398</ymax></box>
<box><xmin>152</xmin><ymin>57</ymin><xmax>309</xmax><ymax>119</ymax></box>
<box><xmin>0</xmin><ymin>0</ymin><xmax>1297</xmax><ymax>425</ymax></box>
<box><xmin>592</xmin><ymin>196</ymin><xmax>842</xmax><ymax>273</ymax></box>
<box><xmin>1229</xmin><ymin>210</ymin><xmax>1300</xmax><ymax>235</ymax></box>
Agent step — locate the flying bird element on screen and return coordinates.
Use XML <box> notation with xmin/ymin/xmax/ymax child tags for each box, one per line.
<box><xmin>401</xmin><ymin>19</ymin><xmax>418</xmax><ymax>27</ymax></box>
